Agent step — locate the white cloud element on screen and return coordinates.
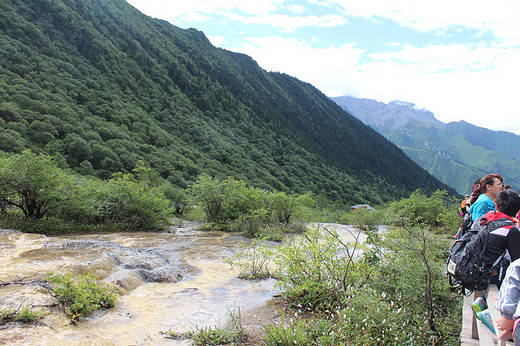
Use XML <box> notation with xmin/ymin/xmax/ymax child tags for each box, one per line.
<box><xmin>207</xmin><ymin>35</ymin><xmax>226</xmax><ymax>46</ymax></box>
<box><xmin>330</xmin><ymin>0</ymin><xmax>520</xmax><ymax>42</ymax></box>
<box><xmin>127</xmin><ymin>0</ymin><xmax>520</xmax><ymax>43</ymax></box>
<box><xmin>285</xmin><ymin>4</ymin><xmax>306</xmax><ymax>14</ymax></box>
<box><xmin>240</xmin><ymin>13</ymin><xmax>347</xmax><ymax>33</ymax></box>
<box><xmin>228</xmin><ymin>36</ymin><xmax>365</xmax><ymax>94</ymax></box>
<box><xmin>228</xmin><ymin>36</ymin><xmax>520</xmax><ymax>134</ymax></box>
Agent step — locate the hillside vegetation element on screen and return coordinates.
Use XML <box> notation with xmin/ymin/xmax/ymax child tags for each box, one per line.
<box><xmin>332</xmin><ymin>96</ymin><xmax>520</xmax><ymax>194</ymax></box>
<box><xmin>0</xmin><ymin>0</ymin><xmax>454</xmax><ymax>205</ymax></box>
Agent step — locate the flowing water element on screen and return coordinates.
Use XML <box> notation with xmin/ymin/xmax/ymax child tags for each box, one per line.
<box><xmin>0</xmin><ymin>222</ymin><xmax>364</xmax><ymax>345</ymax></box>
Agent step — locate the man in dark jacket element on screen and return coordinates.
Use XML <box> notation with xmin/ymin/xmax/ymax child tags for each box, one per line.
<box><xmin>483</xmin><ymin>189</ymin><xmax>520</xmax><ymax>278</ymax></box>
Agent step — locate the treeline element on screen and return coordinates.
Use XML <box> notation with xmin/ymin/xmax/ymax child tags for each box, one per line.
<box><xmin>0</xmin><ymin>151</ymin><xmax>317</xmax><ymax>235</ymax></box>
<box><xmin>0</xmin><ymin>0</ymin><xmax>455</xmax><ymax>207</ymax></box>
<box><xmin>0</xmin><ymin>151</ymin><xmax>172</xmax><ymax>231</ymax></box>
<box><xmin>0</xmin><ymin>151</ymin><xmax>461</xmax><ymax>237</ymax></box>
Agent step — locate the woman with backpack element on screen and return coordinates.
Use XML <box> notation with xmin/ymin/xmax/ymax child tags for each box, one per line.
<box><xmin>453</xmin><ymin>174</ymin><xmax>504</xmax><ymax>239</ymax></box>
<box><xmin>469</xmin><ymin>173</ymin><xmax>504</xmax><ymax>222</ymax></box>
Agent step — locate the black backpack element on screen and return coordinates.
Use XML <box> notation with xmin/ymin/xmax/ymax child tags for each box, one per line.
<box><xmin>459</xmin><ymin>212</ymin><xmax>473</xmax><ymax>237</ymax></box>
<box><xmin>446</xmin><ymin>217</ymin><xmax>514</xmax><ymax>294</ymax></box>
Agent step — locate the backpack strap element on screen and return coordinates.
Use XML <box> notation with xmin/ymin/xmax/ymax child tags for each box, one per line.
<box><xmin>491</xmin><ymin>251</ymin><xmax>506</xmax><ymax>268</ymax></box>
<box><xmin>471</xmin><ymin>216</ymin><xmax>514</xmax><ymax>236</ymax></box>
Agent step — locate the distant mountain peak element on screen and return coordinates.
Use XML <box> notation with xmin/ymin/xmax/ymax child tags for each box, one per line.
<box><xmin>330</xmin><ymin>95</ymin><xmax>520</xmax><ymax>194</ymax></box>
<box><xmin>331</xmin><ymin>96</ymin><xmax>444</xmax><ymax>132</ymax></box>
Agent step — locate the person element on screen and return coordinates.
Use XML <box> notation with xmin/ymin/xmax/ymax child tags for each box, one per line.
<box><xmin>454</xmin><ymin>175</ymin><xmax>502</xmax><ymax>240</ymax></box>
<box><xmin>461</xmin><ymin>194</ymin><xmax>470</xmax><ymax>209</ymax></box>
<box><xmin>505</xmin><ymin>184</ymin><xmax>512</xmax><ymax>191</ymax></box>
<box><xmin>469</xmin><ymin>173</ymin><xmax>504</xmax><ymax>222</ymax></box>
<box><xmin>472</xmin><ymin>190</ymin><xmax>520</xmax><ymax>332</ymax></box>
<box><xmin>453</xmin><ymin>194</ymin><xmax>473</xmax><ymax>239</ymax></box>
<box><xmin>481</xmin><ymin>190</ymin><xmax>520</xmax><ymax>284</ymax></box>
<box><xmin>496</xmin><ymin>258</ymin><xmax>520</xmax><ymax>342</ymax></box>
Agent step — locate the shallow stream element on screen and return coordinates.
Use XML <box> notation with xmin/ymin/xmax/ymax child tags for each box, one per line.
<box><xmin>0</xmin><ymin>222</ymin><xmax>363</xmax><ymax>345</ymax></box>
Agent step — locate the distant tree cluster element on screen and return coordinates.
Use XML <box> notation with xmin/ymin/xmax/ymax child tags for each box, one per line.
<box><xmin>0</xmin><ymin>151</ymin><xmax>314</xmax><ymax>235</ymax></box>
<box><xmin>0</xmin><ymin>151</ymin><xmax>172</xmax><ymax>230</ymax></box>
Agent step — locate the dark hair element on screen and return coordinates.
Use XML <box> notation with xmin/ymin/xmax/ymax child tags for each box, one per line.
<box><xmin>495</xmin><ymin>190</ymin><xmax>520</xmax><ymax>217</ymax></box>
<box><xmin>469</xmin><ymin>173</ymin><xmax>503</xmax><ymax>204</ymax></box>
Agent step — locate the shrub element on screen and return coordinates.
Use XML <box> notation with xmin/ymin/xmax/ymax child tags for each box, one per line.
<box><xmin>273</xmin><ymin>225</ymin><xmax>372</xmax><ymax>310</ymax></box>
<box><xmin>264</xmin><ymin>317</ymin><xmax>333</xmax><ymax>345</ymax></box>
<box><xmin>0</xmin><ymin>304</ymin><xmax>44</xmax><ymax>323</ymax></box>
<box><xmin>225</xmin><ymin>239</ymin><xmax>274</xmax><ymax>279</ymax></box>
<box><xmin>372</xmin><ymin>225</ymin><xmax>461</xmax><ymax>341</ymax></box>
<box><xmin>170</xmin><ymin>308</ymin><xmax>247</xmax><ymax>345</ymax></box>
<box><xmin>263</xmin><ymin>288</ymin><xmax>417</xmax><ymax>345</ymax></box>
<box><xmin>55</xmin><ymin>172</ymin><xmax>173</xmax><ymax>230</ymax></box>
<box><xmin>0</xmin><ymin>150</ymin><xmax>70</xmax><ymax>219</ymax></box>
<box><xmin>0</xmin><ymin>151</ymin><xmax>174</xmax><ymax>231</ymax></box>
<box><xmin>187</xmin><ymin>325</ymin><xmax>245</xmax><ymax>345</ymax></box>
<box><xmin>384</xmin><ymin>189</ymin><xmax>459</xmax><ymax>231</ymax></box>
<box><xmin>339</xmin><ymin>207</ymin><xmax>384</xmax><ymax>233</ymax></box>
<box><xmin>263</xmin><ymin>198</ymin><xmax>461</xmax><ymax>344</ymax></box>
<box><xmin>189</xmin><ymin>174</ymin><xmax>264</xmax><ymax>224</ymax></box>
<box><xmin>96</xmin><ymin>173</ymin><xmax>172</xmax><ymax>229</ymax></box>
<box><xmin>46</xmin><ymin>273</ymin><xmax>118</xmax><ymax>323</ymax></box>
<box><xmin>232</xmin><ymin>208</ymin><xmax>270</xmax><ymax>238</ymax></box>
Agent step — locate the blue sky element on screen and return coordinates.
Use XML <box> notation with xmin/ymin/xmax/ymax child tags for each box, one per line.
<box><xmin>125</xmin><ymin>0</ymin><xmax>520</xmax><ymax>134</ymax></box>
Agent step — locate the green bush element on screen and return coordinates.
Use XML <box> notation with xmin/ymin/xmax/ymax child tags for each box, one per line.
<box><xmin>263</xmin><ymin>288</ymin><xmax>417</xmax><ymax>345</ymax></box>
<box><xmin>372</xmin><ymin>225</ymin><xmax>461</xmax><ymax>341</ymax></box>
<box><xmin>46</xmin><ymin>273</ymin><xmax>118</xmax><ymax>323</ymax></box>
<box><xmin>186</xmin><ymin>325</ymin><xmax>245</xmax><ymax>345</ymax></box>
<box><xmin>232</xmin><ymin>208</ymin><xmax>270</xmax><ymax>238</ymax></box>
<box><xmin>173</xmin><ymin>308</ymin><xmax>247</xmax><ymax>345</ymax></box>
<box><xmin>262</xmin><ymin>194</ymin><xmax>462</xmax><ymax>345</ymax></box>
<box><xmin>273</xmin><ymin>225</ymin><xmax>371</xmax><ymax>310</ymax></box>
<box><xmin>95</xmin><ymin>173</ymin><xmax>173</xmax><ymax>229</ymax></box>
<box><xmin>0</xmin><ymin>304</ymin><xmax>44</xmax><ymax>323</ymax></box>
<box><xmin>55</xmin><ymin>172</ymin><xmax>172</xmax><ymax>230</ymax></box>
<box><xmin>225</xmin><ymin>239</ymin><xmax>274</xmax><ymax>279</ymax></box>
<box><xmin>0</xmin><ymin>150</ymin><xmax>70</xmax><ymax>219</ymax></box>
<box><xmin>189</xmin><ymin>174</ymin><xmax>269</xmax><ymax>224</ymax></box>
<box><xmin>190</xmin><ymin>174</ymin><xmax>316</xmax><ymax>236</ymax></box>
<box><xmin>339</xmin><ymin>207</ymin><xmax>384</xmax><ymax>232</ymax></box>
<box><xmin>0</xmin><ymin>151</ymin><xmax>174</xmax><ymax>232</ymax></box>
<box><xmin>265</xmin><ymin>284</ymin><xmax>460</xmax><ymax>345</ymax></box>
<box><xmin>384</xmin><ymin>190</ymin><xmax>459</xmax><ymax>231</ymax></box>
<box><xmin>264</xmin><ymin>317</ymin><xmax>334</xmax><ymax>345</ymax></box>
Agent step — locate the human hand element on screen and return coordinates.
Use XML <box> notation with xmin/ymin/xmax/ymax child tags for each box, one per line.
<box><xmin>496</xmin><ymin>315</ymin><xmax>514</xmax><ymax>339</ymax></box>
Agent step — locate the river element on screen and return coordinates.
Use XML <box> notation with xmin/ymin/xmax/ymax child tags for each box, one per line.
<box><xmin>0</xmin><ymin>221</ymin><xmax>364</xmax><ymax>345</ymax></box>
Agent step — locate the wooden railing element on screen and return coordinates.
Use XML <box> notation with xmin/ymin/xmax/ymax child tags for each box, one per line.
<box><xmin>460</xmin><ymin>284</ymin><xmax>513</xmax><ymax>345</ymax></box>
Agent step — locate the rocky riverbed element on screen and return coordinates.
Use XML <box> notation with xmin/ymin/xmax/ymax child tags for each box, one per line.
<box><xmin>0</xmin><ymin>221</ymin><xmax>364</xmax><ymax>345</ymax></box>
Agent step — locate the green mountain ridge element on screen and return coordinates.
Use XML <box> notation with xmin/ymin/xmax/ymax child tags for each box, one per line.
<box><xmin>331</xmin><ymin>96</ymin><xmax>520</xmax><ymax>194</ymax></box>
<box><xmin>0</xmin><ymin>0</ymin><xmax>454</xmax><ymax>205</ymax></box>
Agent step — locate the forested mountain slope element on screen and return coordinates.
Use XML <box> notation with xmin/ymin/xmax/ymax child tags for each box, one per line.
<box><xmin>332</xmin><ymin>96</ymin><xmax>520</xmax><ymax>194</ymax></box>
<box><xmin>0</xmin><ymin>0</ymin><xmax>454</xmax><ymax>204</ymax></box>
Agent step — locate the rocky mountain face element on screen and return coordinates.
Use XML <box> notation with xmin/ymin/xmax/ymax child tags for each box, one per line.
<box><xmin>331</xmin><ymin>96</ymin><xmax>520</xmax><ymax>194</ymax></box>
<box><xmin>332</xmin><ymin>96</ymin><xmax>444</xmax><ymax>133</ymax></box>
